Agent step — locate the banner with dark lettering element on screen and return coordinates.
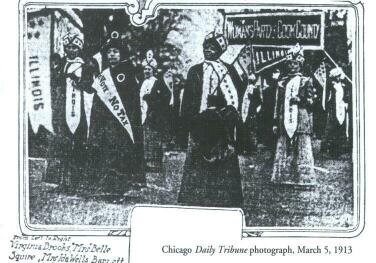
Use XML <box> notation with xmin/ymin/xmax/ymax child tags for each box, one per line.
<box><xmin>252</xmin><ymin>46</ymin><xmax>289</xmax><ymax>73</ymax></box>
<box><xmin>91</xmin><ymin>68</ymin><xmax>134</xmax><ymax>143</ymax></box>
<box><xmin>224</xmin><ymin>12</ymin><xmax>324</xmax><ymax>49</ymax></box>
<box><xmin>26</xmin><ymin>14</ymin><xmax>54</xmax><ymax>134</ymax></box>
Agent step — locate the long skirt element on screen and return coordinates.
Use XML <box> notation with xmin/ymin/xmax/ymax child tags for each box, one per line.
<box><xmin>44</xmin><ymin>122</ymin><xmax>87</xmax><ymax>189</ymax></box>
<box><xmin>178</xmin><ymin>137</ymin><xmax>243</xmax><ymax>208</ymax></box>
<box><xmin>321</xmin><ymin>109</ymin><xmax>348</xmax><ymax>157</ymax></box>
<box><xmin>143</xmin><ymin>123</ymin><xmax>164</xmax><ymax>170</ymax></box>
<box><xmin>271</xmin><ymin>133</ymin><xmax>315</xmax><ymax>184</ymax></box>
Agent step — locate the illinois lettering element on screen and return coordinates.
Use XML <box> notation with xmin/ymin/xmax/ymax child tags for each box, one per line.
<box><xmin>28</xmin><ymin>55</ymin><xmax>44</xmax><ymax>111</ymax></box>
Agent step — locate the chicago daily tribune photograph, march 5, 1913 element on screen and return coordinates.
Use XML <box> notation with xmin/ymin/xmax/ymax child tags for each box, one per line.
<box><xmin>14</xmin><ymin>0</ymin><xmax>367</xmax><ymax>241</ymax></box>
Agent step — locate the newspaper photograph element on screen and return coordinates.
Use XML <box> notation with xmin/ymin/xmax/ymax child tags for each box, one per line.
<box><xmin>1</xmin><ymin>0</ymin><xmax>373</xmax><ymax>262</ymax></box>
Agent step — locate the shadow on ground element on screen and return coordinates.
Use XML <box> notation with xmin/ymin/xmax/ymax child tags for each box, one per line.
<box><xmin>28</xmin><ymin>140</ymin><xmax>353</xmax><ymax>228</ymax></box>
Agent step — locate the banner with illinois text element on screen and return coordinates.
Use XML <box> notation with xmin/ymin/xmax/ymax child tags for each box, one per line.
<box><xmin>26</xmin><ymin>14</ymin><xmax>54</xmax><ymax>134</ymax></box>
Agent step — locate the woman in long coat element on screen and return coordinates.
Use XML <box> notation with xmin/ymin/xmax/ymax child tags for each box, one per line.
<box><xmin>139</xmin><ymin>51</ymin><xmax>160</xmax><ymax>169</ymax></box>
<box><xmin>88</xmin><ymin>37</ymin><xmax>146</xmax><ymax>194</ymax></box>
<box><xmin>140</xmin><ymin>52</ymin><xmax>177</xmax><ymax>170</ymax></box>
<box><xmin>271</xmin><ymin>47</ymin><xmax>316</xmax><ymax>185</ymax></box>
<box><xmin>240</xmin><ymin>71</ymin><xmax>262</xmax><ymax>154</ymax></box>
<box><xmin>178</xmin><ymin>32</ymin><xmax>244</xmax><ymax>208</ymax></box>
<box><xmin>321</xmin><ymin>67</ymin><xmax>350</xmax><ymax>157</ymax></box>
<box><xmin>45</xmin><ymin>32</ymin><xmax>93</xmax><ymax>191</ymax></box>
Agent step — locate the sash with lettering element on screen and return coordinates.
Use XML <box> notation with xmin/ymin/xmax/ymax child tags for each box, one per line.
<box><xmin>284</xmin><ymin>75</ymin><xmax>301</xmax><ymax>138</ymax></box>
<box><xmin>65</xmin><ymin>57</ymin><xmax>84</xmax><ymax>134</ymax></box>
<box><xmin>92</xmin><ymin>68</ymin><xmax>134</xmax><ymax>143</ymax></box>
<box><xmin>27</xmin><ymin>14</ymin><xmax>54</xmax><ymax>134</ymax></box>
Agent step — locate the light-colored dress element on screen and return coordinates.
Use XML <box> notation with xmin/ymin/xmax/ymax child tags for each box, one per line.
<box><xmin>271</xmin><ymin>73</ymin><xmax>316</xmax><ymax>185</ymax></box>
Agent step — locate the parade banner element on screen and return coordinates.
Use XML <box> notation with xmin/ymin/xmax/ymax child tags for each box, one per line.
<box><xmin>26</xmin><ymin>14</ymin><xmax>54</xmax><ymax>134</ymax></box>
<box><xmin>224</xmin><ymin>12</ymin><xmax>324</xmax><ymax>49</ymax></box>
<box><xmin>92</xmin><ymin>68</ymin><xmax>134</xmax><ymax>143</ymax></box>
<box><xmin>252</xmin><ymin>46</ymin><xmax>290</xmax><ymax>73</ymax></box>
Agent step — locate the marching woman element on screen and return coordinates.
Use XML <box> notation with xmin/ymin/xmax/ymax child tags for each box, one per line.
<box><xmin>240</xmin><ymin>69</ymin><xmax>262</xmax><ymax>154</ymax></box>
<box><xmin>178</xmin><ymin>32</ymin><xmax>244</xmax><ymax>208</ymax></box>
<box><xmin>139</xmin><ymin>51</ymin><xmax>164</xmax><ymax>170</ymax></box>
<box><xmin>271</xmin><ymin>45</ymin><xmax>316</xmax><ymax>185</ymax></box>
<box><xmin>88</xmin><ymin>36</ymin><xmax>146</xmax><ymax>194</ymax></box>
<box><xmin>321</xmin><ymin>67</ymin><xmax>350</xmax><ymax>158</ymax></box>
<box><xmin>143</xmin><ymin>62</ymin><xmax>180</xmax><ymax>170</ymax></box>
<box><xmin>46</xmin><ymin>32</ymin><xmax>94</xmax><ymax>192</ymax></box>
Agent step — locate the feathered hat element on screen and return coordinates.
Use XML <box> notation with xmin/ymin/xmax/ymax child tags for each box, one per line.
<box><xmin>286</xmin><ymin>43</ymin><xmax>305</xmax><ymax>65</ymax></box>
<box><xmin>63</xmin><ymin>32</ymin><xmax>84</xmax><ymax>50</ymax></box>
<box><xmin>141</xmin><ymin>50</ymin><xmax>158</xmax><ymax>69</ymax></box>
<box><xmin>203</xmin><ymin>31</ymin><xmax>228</xmax><ymax>54</ymax></box>
<box><xmin>329</xmin><ymin>67</ymin><xmax>345</xmax><ymax>80</ymax></box>
<box><xmin>102</xmin><ymin>30</ymin><xmax>123</xmax><ymax>51</ymax></box>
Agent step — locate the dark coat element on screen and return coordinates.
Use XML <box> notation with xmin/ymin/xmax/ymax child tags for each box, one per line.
<box><xmin>143</xmin><ymin>78</ymin><xmax>180</xmax><ymax>135</ymax></box>
<box><xmin>44</xmin><ymin>55</ymin><xmax>95</xmax><ymax>185</ymax></box>
<box><xmin>178</xmin><ymin>61</ymin><xmax>244</xmax><ymax>208</ymax></box>
<box><xmin>321</xmin><ymin>80</ymin><xmax>350</xmax><ymax>155</ymax></box>
<box><xmin>181</xmin><ymin>62</ymin><xmax>245</xmax><ymax>130</ymax></box>
<box><xmin>258</xmin><ymin>80</ymin><xmax>278</xmax><ymax>148</ymax></box>
<box><xmin>87</xmin><ymin>61</ymin><xmax>145</xmax><ymax>190</ymax></box>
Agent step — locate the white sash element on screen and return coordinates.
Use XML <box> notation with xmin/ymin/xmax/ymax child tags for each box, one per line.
<box><xmin>284</xmin><ymin>75</ymin><xmax>301</xmax><ymax>138</ymax></box>
<box><xmin>241</xmin><ymin>84</ymin><xmax>256</xmax><ymax>123</ymax></box>
<box><xmin>333</xmin><ymin>82</ymin><xmax>346</xmax><ymax>125</ymax></box>
<box><xmin>93</xmin><ymin>52</ymin><xmax>103</xmax><ymax>72</ymax></box>
<box><xmin>200</xmin><ymin>60</ymin><xmax>238</xmax><ymax>113</ymax></box>
<box><xmin>83</xmin><ymin>91</ymin><xmax>94</xmax><ymax>138</ymax></box>
<box><xmin>163</xmin><ymin>76</ymin><xmax>175</xmax><ymax>106</ymax></box>
<box><xmin>179</xmin><ymin>89</ymin><xmax>184</xmax><ymax>116</ymax></box>
<box><xmin>65</xmin><ymin>59</ymin><xmax>83</xmax><ymax>134</ymax></box>
<box><xmin>92</xmin><ymin>68</ymin><xmax>134</xmax><ymax>143</ymax></box>
<box><xmin>140</xmin><ymin>76</ymin><xmax>157</xmax><ymax>124</ymax></box>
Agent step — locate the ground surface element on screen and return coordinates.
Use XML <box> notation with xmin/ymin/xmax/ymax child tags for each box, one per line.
<box><xmin>29</xmin><ymin>140</ymin><xmax>353</xmax><ymax>228</ymax></box>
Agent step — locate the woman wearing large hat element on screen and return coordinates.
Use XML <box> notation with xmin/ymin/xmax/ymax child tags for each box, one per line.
<box><xmin>141</xmin><ymin>52</ymin><xmax>181</xmax><ymax>170</ymax></box>
<box><xmin>88</xmin><ymin>33</ymin><xmax>146</xmax><ymax>194</ymax></box>
<box><xmin>45</xmin><ymin>31</ymin><xmax>94</xmax><ymax>192</ymax></box>
<box><xmin>321</xmin><ymin>67</ymin><xmax>350</xmax><ymax>158</ymax></box>
<box><xmin>178</xmin><ymin>32</ymin><xmax>244</xmax><ymax>208</ymax></box>
<box><xmin>271</xmin><ymin>44</ymin><xmax>316</xmax><ymax>185</ymax></box>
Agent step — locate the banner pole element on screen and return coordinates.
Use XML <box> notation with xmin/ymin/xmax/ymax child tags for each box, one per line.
<box><xmin>324</xmin><ymin>49</ymin><xmax>353</xmax><ymax>84</ymax></box>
